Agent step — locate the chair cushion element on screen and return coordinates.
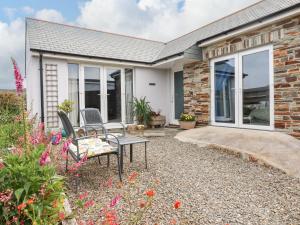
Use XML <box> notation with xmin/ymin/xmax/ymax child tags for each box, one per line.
<box><xmin>69</xmin><ymin>138</ymin><xmax>116</xmax><ymax>157</ymax></box>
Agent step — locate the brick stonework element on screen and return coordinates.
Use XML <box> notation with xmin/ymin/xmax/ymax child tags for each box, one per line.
<box><xmin>183</xmin><ymin>16</ymin><xmax>300</xmax><ymax>137</ymax></box>
<box><xmin>273</xmin><ymin>16</ymin><xmax>300</xmax><ymax>138</ymax></box>
<box><xmin>183</xmin><ymin>61</ymin><xmax>210</xmax><ymax>125</ymax></box>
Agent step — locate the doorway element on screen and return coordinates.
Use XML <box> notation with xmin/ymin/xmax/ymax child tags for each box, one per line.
<box><xmin>211</xmin><ymin>45</ymin><xmax>274</xmax><ymax>130</ymax></box>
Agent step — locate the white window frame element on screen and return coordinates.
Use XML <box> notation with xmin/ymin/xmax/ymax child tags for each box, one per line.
<box><xmin>210</xmin><ymin>45</ymin><xmax>274</xmax><ymax>130</ymax></box>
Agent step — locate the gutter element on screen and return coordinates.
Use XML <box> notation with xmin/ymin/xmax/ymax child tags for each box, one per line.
<box><xmin>197</xmin><ymin>3</ymin><xmax>300</xmax><ymax>46</ymax></box>
<box><xmin>30</xmin><ymin>49</ymin><xmax>186</xmax><ymax>68</ymax></box>
<box><xmin>39</xmin><ymin>53</ymin><xmax>45</xmax><ymax>123</ymax></box>
<box><xmin>30</xmin><ymin>49</ymin><xmax>153</xmax><ymax>66</ymax></box>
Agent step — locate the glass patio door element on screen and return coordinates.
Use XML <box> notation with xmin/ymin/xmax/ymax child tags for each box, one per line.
<box><xmin>239</xmin><ymin>49</ymin><xmax>272</xmax><ymax>128</ymax></box>
<box><xmin>211</xmin><ymin>45</ymin><xmax>273</xmax><ymax>130</ymax></box>
<box><xmin>106</xmin><ymin>68</ymin><xmax>122</xmax><ymax>122</ymax></box>
<box><xmin>80</xmin><ymin>65</ymin><xmax>133</xmax><ymax>124</ymax></box>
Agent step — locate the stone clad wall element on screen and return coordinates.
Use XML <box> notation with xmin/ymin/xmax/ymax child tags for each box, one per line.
<box><xmin>183</xmin><ymin>15</ymin><xmax>300</xmax><ymax>137</ymax></box>
<box><xmin>273</xmin><ymin>16</ymin><xmax>300</xmax><ymax>138</ymax></box>
<box><xmin>183</xmin><ymin>61</ymin><xmax>210</xmax><ymax>125</ymax></box>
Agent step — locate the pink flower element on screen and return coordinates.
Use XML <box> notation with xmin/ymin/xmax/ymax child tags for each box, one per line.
<box><xmin>39</xmin><ymin>149</ymin><xmax>51</xmax><ymax>166</ymax></box>
<box><xmin>110</xmin><ymin>195</ymin><xmax>122</xmax><ymax>208</ymax></box>
<box><xmin>0</xmin><ymin>189</ymin><xmax>13</xmax><ymax>203</ymax></box>
<box><xmin>0</xmin><ymin>162</ymin><xmax>4</xmax><ymax>170</ymax></box>
<box><xmin>84</xmin><ymin>200</ymin><xmax>95</xmax><ymax>208</ymax></box>
<box><xmin>79</xmin><ymin>192</ymin><xmax>88</xmax><ymax>200</ymax></box>
<box><xmin>11</xmin><ymin>58</ymin><xmax>23</xmax><ymax>95</ymax></box>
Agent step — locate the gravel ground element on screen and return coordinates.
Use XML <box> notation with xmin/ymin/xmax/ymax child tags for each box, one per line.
<box><xmin>64</xmin><ymin>129</ymin><xmax>300</xmax><ymax>225</ymax></box>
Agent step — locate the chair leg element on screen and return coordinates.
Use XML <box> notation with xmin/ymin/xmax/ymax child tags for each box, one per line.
<box><xmin>116</xmin><ymin>154</ymin><xmax>122</xmax><ymax>182</ymax></box>
<box><xmin>107</xmin><ymin>155</ymin><xmax>110</xmax><ymax>167</ymax></box>
<box><xmin>98</xmin><ymin>156</ymin><xmax>102</xmax><ymax>165</ymax></box>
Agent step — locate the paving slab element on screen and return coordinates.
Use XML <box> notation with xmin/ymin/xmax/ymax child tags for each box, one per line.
<box><xmin>175</xmin><ymin>126</ymin><xmax>300</xmax><ymax>178</ymax></box>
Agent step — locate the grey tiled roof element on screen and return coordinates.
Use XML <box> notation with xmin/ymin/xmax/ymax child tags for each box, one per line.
<box><xmin>27</xmin><ymin>19</ymin><xmax>165</xmax><ymax>63</ymax></box>
<box><xmin>157</xmin><ymin>0</ymin><xmax>300</xmax><ymax>60</ymax></box>
<box><xmin>27</xmin><ymin>0</ymin><xmax>300</xmax><ymax>63</ymax></box>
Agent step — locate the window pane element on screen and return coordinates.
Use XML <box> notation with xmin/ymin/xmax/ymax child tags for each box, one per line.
<box><xmin>84</xmin><ymin>67</ymin><xmax>101</xmax><ymax>112</ymax></box>
<box><xmin>242</xmin><ymin>50</ymin><xmax>270</xmax><ymax>126</ymax></box>
<box><xmin>214</xmin><ymin>59</ymin><xmax>235</xmax><ymax>123</ymax></box>
<box><xmin>125</xmin><ymin>69</ymin><xmax>134</xmax><ymax>123</ymax></box>
<box><xmin>68</xmin><ymin>64</ymin><xmax>80</xmax><ymax>126</ymax></box>
<box><xmin>107</xmin><ymin>69</ymin><xmax>121</xmax><ymax>122</ymax></box>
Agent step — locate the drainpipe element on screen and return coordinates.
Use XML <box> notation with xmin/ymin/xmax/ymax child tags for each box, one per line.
<box><xmin>39</xmin><ymin>53</ymin><xmax>45</xmax><ymax>123</ymax></box>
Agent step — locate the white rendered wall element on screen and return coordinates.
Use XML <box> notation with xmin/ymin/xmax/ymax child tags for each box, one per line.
<box><xmin>26</xmin><ymin>56</ymin><xmax>68</xmax><ymax>125</ymax></box>
<box><xmin>134</xmin><ymin>67</ymin><xmax>171</xmax><ymax>124</ymax></box>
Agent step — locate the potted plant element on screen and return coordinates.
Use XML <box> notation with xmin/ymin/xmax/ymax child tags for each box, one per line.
<box><xmin>148</xmin><ymin>110</ymin><xmax>166</xmax><ymax>128</ymax></box>
<box><xmin>58</xmin><ymin>100</ymin><xmax>74</xmax><ymax>137</ymax></box>
<box><xmin>58</xmin><ymin>99</ymin><xmax>74</xmax><ymax>115</ymax></box>
<box><xmin>132</xmin><ymin>97</ymin><xmax>151</xmax><ymax>127</ymax></box>
<box><xmin>179</xmin><ymin>113</ymin><xmax>196</xmax><ymax>130</ymax></box>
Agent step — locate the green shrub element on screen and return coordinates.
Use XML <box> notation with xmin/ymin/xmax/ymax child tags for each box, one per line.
<box><xmin>0</xmin><ymin>123</ymin><xmax>23</xmax><ymax>151</ymax></box>
<box><xmin>0</xmin><ymin>92</ymin><xmax>22</xmax><ymax>124</ymax></box>
<box><xmin>58</xmin><ymin>100</ymin><xmax>74</xmax><ymax>114</ymax></box>
<box><xmin>132</xmin><ymin>97</ymin><xmax>152</xmax><ymax>125</ymax></box>
<box><xmin>0</xmin><ymin>145</ymin><xmax>66</xmax><ymax>225</ymax></box>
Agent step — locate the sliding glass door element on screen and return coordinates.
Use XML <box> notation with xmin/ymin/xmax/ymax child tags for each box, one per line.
<box><xmin>78</xmin><ymin>65</ymin><xmax>133</xmax><ymax>124</ymax></box>
<box><xmin>211</xmin><ymin>45</ymin><xmax>273</xmax><ymax>130</ymax></box>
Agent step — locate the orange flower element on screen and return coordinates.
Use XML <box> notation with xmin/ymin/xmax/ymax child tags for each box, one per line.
<box><xmin>58</xmin><ymin>212</ymin><xmax>65</xmax><ymax>220</ymax></box>
<box><xmin>170</xmin><ymin>219</ymin><xmax>177</xmax><ymax>224</ymax></box>
<box><xmin>146</xmin><ymin>189</ymin><xmax>155</xmax><ymax>197</ymax></box>
<box><xmin>174</xmin><ymin>200</ymin><xmax>181</xmax><ymax>209</ymax></box>
<box><xmin>128</xmin><ymin>172</ymin><xmax>138</xmax><ymax>182</ymax></box>
<box><xmin>139</xmin><ymin>201</ymin><xmax>146</xmax><ymax>208</ymax></box>
<box><xmin>27</xmin><ymin>199</ymin><xmax>34</xmax><ymax>205</ymax></box>
<box><xmin>17</xmin><ymin>202</ymin><xmax>27</xmax><ymax>213</ymax></box>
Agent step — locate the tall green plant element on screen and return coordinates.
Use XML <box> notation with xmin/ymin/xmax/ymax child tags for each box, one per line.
<box><xmin>132</xmin><ymin>97</ymin><xmax>152</xmax><ymax>125</ymax></box>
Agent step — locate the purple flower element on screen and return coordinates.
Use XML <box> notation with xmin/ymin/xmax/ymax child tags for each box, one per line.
<box><xmin>11</xmin><ymin>58</ymin><xmax>23</xmax><ymax>95</ymax></box>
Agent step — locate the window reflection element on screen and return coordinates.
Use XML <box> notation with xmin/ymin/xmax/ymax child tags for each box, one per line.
<box><xmin>242</xmin><ymin>50</ymin><xmax>270</xmax><ymax>126</ymax></box>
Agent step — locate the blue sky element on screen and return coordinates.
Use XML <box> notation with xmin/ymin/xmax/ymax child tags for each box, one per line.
<box><xmin>0</xmin><ymin>0</ymin><xmax>258</xmax><ymax>89</ymax></box>
<box><xmin>0</xmin><ymin>0</ymin><xmax>81</xmax><ymax>22</ymax></box>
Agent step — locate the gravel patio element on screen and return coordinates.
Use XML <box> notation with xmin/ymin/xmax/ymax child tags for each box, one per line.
<box><xmin>64</xmin><ymin>129</ymin><xmax>300</xmax><ymax>225</ymax></box>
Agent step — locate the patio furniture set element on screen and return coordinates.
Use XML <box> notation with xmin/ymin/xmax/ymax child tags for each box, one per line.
<box><xmin>57</xmin><ymin>108</ymin><xmax>149</xmax><ymax>189</ymax></box>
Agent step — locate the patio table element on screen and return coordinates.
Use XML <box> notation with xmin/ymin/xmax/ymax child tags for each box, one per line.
<box><xmin>107</xmin><ymin>136</ymin><xmax>149</xmax><ymax>173</ymax></box>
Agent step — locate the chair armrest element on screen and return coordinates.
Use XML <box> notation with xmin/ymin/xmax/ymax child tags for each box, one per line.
<box><xmin>103</xmin><ymin>122</ymin><xmax>126</xmax><ymax>136</ymax></box>
<box><xmin>105</xmin><ymin>133</ymin><xmax>121</xmax><ymax>153</ymax></box>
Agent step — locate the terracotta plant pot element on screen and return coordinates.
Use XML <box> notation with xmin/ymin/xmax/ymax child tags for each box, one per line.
<box><xmin>179</xmin><ymin>121</ymin><xmax>196</xmax><ymax>130</ymax></box>
<box><xmin>149</xmin><ymin>115</ymin><xmax>166</xmax><ymax>128</ymax></box>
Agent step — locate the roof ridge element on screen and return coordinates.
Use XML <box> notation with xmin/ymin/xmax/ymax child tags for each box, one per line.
<box><xmin>166</xmin><ymin>0</ymin><xmax>265</xmax><ymax>43</ymax></box>
<box><xmin>26</xmin><ymin>17</ymin><xmax>166</xmax><ymax>44</ymax></box>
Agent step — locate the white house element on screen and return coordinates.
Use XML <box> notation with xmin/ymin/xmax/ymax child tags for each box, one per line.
<box><xmin>26</xmin><ymin>0</ymin><xmax>300</xmax><ymax>138</ymax></box>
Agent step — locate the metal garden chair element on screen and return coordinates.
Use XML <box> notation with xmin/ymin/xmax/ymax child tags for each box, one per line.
<box><xmin>80</xmin><ymin>108</ymin><xmax>126</xmax><ymax>137</ymax></box>
<box><xmin>57</xmin><ymin>111</ymin><xmax>122</xmax><ymax>190</ymax></box>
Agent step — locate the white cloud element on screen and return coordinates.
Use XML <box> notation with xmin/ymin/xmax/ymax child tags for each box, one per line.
<box><xmin>77</xmin><ymin>0</ymin><xmax>260</xmax><ymax>42</ymax></box>
<box><xmin>0</xmin><ymin>19</ymin><xmax>24</xmax><ymax>89</ymax></box>
<box><xmin>35</xmin><ymin>9</ymin><xmax>65</xmax><ymax>23</ymax></box>
<box><xmin>0</xmin><ymin>8</ymin><xmax>65</xmax><ymax>89</ymax></box>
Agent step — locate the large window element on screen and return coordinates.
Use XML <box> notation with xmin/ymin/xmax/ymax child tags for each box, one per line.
<box><xmin>211</xmin><ymin>45</ymin><xmax>273</xmax><ymax>129</ymax></box>
<box><xmin>68</xmin><ymin>64</ymin><xmax>80</xmax><ymax>126</ymax></box>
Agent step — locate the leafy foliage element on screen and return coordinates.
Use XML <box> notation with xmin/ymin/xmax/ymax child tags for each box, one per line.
<box><xmin>0</xmin><ymin>145</ymin><xmax>65</xmax><ymax>225</ymax></box>
<box><xmin>132</xmin><ymin>97</ymin><xmax>152</xmax><ymax>125</ymax></box>
<box><xmin>0</xmin><ymin>92</ymin><xmax>22</xmax><ymax>124</ymax></box>
<box><xmin>180</xmin><ymin>113</ymin><xmax>196</xmax><ymax>122</ymax></box>
<box><xmin>58</xmin><ymin>100</ymin><xmax>74</xmax><ymax>114</ymax></box>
